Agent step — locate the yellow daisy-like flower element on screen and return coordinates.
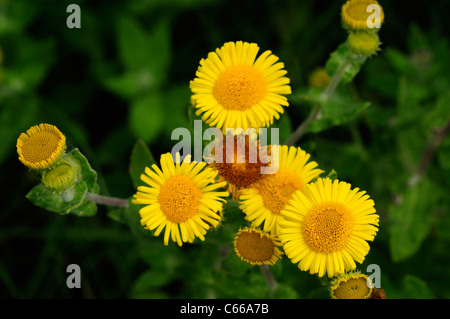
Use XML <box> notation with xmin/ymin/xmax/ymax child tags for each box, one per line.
<box><xmin>206</xmin><ymin>131</ymin><xmax>271</xmax><ymax>200</ymax></box>
<box><xmin>132</xmin><ymin>153</ymin><xmax>229</xmax><ymax>246</ymax></box>
<box><xmin>341</xmin><ymin>0</ymin><xmax>384</xmax><ymax>31</ymax></box>
<box><xmin>16</xmin><ymin>123</ymin><xmax>66</xmax><ymax>170</ymax></box>
<box><xmin>233</xmin><ymin>227</ymin><xmax>283</xmax><ymax>266</ymax></box>
<box><xmin>280</xmin><ymin>178</ymin><xmax>379</xmax><ymax>278</ymax></box>
<box><xmin>190</xmin><ymin>41</ymin><xmax>291</xmax><ymax>132</ymax></box>
<box><xmin>239</xmin><ymin>145</ymin><xmax>323</xmax><ymax>236</ymax></box>
<box><xmin>330</xmin><ymin>271</ymin><xmax>373</xmax><ymax>299</ymax></box>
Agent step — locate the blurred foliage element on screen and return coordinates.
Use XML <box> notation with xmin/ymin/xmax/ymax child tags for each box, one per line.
<box><xmin>1</xmin><ymin>0</ymin><xmax>449</xmax><ymax>299</ymax></box>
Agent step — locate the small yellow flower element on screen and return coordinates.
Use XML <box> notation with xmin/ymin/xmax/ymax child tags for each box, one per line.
<box><xmin>16</xmin><ymin>123</ymin><xmax>66</xmax><ymax>170</ymax></box>
<box><xmin>132</xmin><ymin>152</ymin><xmax>229</xmax><ymax>246</ymax></box>
<box><xmin>347</xmin><ymin>31</ymin><xmax>381</xmax><ymax>56</ymax></box>
<box><xmin>330</xmin><ymin>271</ymin><xmax>373</xmax><ymax>299</ymax></box>
<box><xmin>233</xmin><ymin>227</ymin><xmax>283</xmax><ymax>266</ymax></box>
<box><xmin>190</xmin><ymin>41</ymin><xmax>291</xmax><ymax>132</ymax></box>
<box><xmin>239</xmin><ymin>145</ymin><xmax>323</xmax><ymax>236</ymax></box>
<box><xmin>42</xmin><ymin>160</ymin><xmax>78</xmax><ymax>192</ymax></box>
<box><xmin>341</xmin><ymin>0</ymin><xmax>384</xmax><ymax>31</ymax></box>
<box><xmin>308</xmin><ymin>68</ymin><xmax>331</xmax><ymax>89</ymax></box>
<box><xmin>280</xmin><ymin>178</ymin><xmax>379</xmax><ymax>278</ymax></box>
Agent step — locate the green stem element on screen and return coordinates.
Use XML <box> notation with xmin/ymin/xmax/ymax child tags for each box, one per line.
<box><xmin>407</xmin><ymin>119</ymin><xmax>450</xmax><ymax>187</ymax></box>
<box><xmin>285</xmin><ymin>55</ymin><xmax>354</xmax><ymax>146</ymax></box>
<box><xmin>85</xmin><ymin>192</ymin><xmax>129</xmax><ymax>208</ymax></box>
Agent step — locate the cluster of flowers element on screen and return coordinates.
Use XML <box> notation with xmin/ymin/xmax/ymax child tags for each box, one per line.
<box><xmin>16</xmin><ymin>0</ymin><xmax>384</xmax><ymax>299</ymax></box>
<box><xmin>342</xmin><ymin>0</ymin><xmax>384</xmax><ymax>56</ymax></box>
<box><xmin>17</xmin><ymin>123</ymin><xmax>80</xmax><ymax>195</ymax></box>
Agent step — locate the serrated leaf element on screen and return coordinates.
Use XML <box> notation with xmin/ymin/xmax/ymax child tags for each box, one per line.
<box><xmin>389</xmin><ymin>179</ymin><xmax>435</xmax><ymax>262</ymax></box>
<box><xmin>129</xmin><ymin>139</ymin><xmax>157</xmax><ymax>189</ymax></box>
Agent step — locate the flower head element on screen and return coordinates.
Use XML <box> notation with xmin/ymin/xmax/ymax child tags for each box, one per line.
<box><xmin>42</xmin><ymin>160</ymin><xmax>78</xmax><ymax>192</ymax></box>
<box><xmin>206</xmin><ymin>130</ymin><xmax>271</xmax><ymax>199</ymax></box>
<box><xmin>308</xmin><ymin>67</ymin><xmax>331</xmax><ymax>89</ymax></box>
<box><xmin>341</xmin><ymin>0</ymin><xmax>384</xmax><ymax>31</ymax></box>
<box><xmin>233</xmin><ymin>227</ymin><xmax>283</xmax><ymax>266</ymax></box>
<box><xmin>347</xmin><ymin>31</ymin><xmax>381</xmax><ymax>56</ymax></box>
<box><xmin>280</xmin><ymin>178</ymin><xmax>379</xmax><ymax>278</ymax></box>
<box><xmin>190</xmin><ymin>41</ymin><xmax>291</xmax><ymax>132</ymax></box>
<box><xmin>17</xmin><ymin>123</ymin><xmax>66</xmax><ymax>169</ymax></box>
<box><xmin>330</xmin><ymin>271</ymin><xmax>373</xmax><ymax>299</ymax></box>
<box><xmin>132</xmin><ymin>153</ymin><xmax>229</xmax><ymax>246</ymax></box>
<box><xmin>239</xmin><ymin>145</ymin><xmax>323</xmax><ymax>235</ymax></box>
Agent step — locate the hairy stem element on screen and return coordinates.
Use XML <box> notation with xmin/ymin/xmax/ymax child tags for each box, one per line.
<box><xmin>85</xmin><ymin>192</ymin><xmax>129</xmax><ymax>208</ymax></box>
<box><xmin>407</xmin><ymin>120</ymin><xmax>450</xmax><ymax>187</ymax></box>
<box><xmin>285</xmin><ymin>55</ymin><xmax>353</xmax><ymax>146</ymax></box>
<box><xmin>260</xmin><ymin>264</ymin><xmax>277</xmax><ymax>291</ymax></box>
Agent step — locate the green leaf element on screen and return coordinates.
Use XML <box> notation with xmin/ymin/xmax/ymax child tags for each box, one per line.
<box><xmin>116</xmin><ymin>17</ymin><xmax>171</xmax><ymax>87</ymax></box>
<box><xmin>129</xmin><ymin>139</ymin><xmax>157</xmax><ymax>189</ymax></box>
<box><xmin>103</xmin><ymin>70</ymin><xmax>158</xmax><ymax>100</ymax></box>
<box><xmin>124</xmin><ymin>199</ymin><xmax>154</xmax><ymax>238</ymax></box>
<box><xmin>69</xmin><ymin>200</ymin><xmax>98</xmax><ymax>217</ymax></box>
<box><xmin>66</xmin><ymin>148</ymin><xmax>98</xmax><ymax>191</ymax></box>
<box><xmin>307</xmin><ymin>100</ymin><xmax>370</xmax><ymax>133</ymax></box>
<box><xmin>129</xmin><ymin>93</ymin><xmax>164</xmax><ymax>143</ymax></box>
<box><xmin>131</xmin><ymin>269</ymin><xmax>173</xmax><ymax>292</ymax></box>
<box><xmin>403</xmin><ymin>275</ymin><xmax>435</xmax><ymax>299</ymax></box>
<box><xmin>389</xmin><ymin>179</ymin><xmax>435</xmax><ymax>262</ymax></box>
<box><xmin>26</xmin><ymin>180</ymin><xmax>89</xmax><ymax>215</ymax></box>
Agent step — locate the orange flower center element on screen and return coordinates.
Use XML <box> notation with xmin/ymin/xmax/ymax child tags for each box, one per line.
<box><xmin>302</xmin><ymin>201</ymin><xmax>355</xmax><ymax>254</ymax></box>
<box><xmin>158</xmin><ymin>175</ymin><xmax>203</xmax><ymax>223</ymax></box>
<box><xmin>256</xmin><ymin>169</ymin><xmax>305</xmax><ymax>215</ymax></box>
<box><xmin>213</xmin><ymin>65</ymin><xmax>267</xmax><ymax>111</ymax></box>
<box><xmin>234</xmin><ymin>229</ymin><xmax>275</xmax><ymax>264</ymax></box>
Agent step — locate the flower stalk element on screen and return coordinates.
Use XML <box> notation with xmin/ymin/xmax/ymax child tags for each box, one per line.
<box><xmin>85</xmin><ymin>192</ymin><xmax>129</xmax><ymax>208</ymax></box>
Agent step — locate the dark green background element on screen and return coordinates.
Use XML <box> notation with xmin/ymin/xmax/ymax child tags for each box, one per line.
<box><xmin>1</xmin><ymin>0</ymin><xmax>449</xmax><ymax>298</ymax></box>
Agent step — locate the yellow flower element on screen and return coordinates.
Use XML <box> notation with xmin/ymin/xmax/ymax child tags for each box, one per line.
<box><xmin>206</xmin><ymin>131</ymin><xmax>271</xmax><ymax>200</ymax></box>
<box><xmin>16</xmin><ymin>123</ymin><xmax>66</xmax><ymax>170</ymax></box>
<box><xmin>132</xmin><ymin>153</ymin><xmax>229</xmax><ymax>246</ymax></box>
<box><xmin>239</xmin><ymin>145</ymin><xmax>323</xmax><ymax>236</ymax></box>
<box><xmin>341</xmin><ymin>0</ymin><xmax>384</xmax><ymax>31</ymax></box>
<box><xmin>280</xmin><ymin>178</ymin><xmax>379</xmax><ymax>278</ymax></box>
<box><xmin>308</xmin><ymin>67</ymin><xmax>331</xmax><ymax>89</ymax></box>
<box><xmin>190</xmin><ymin>41</ymin><xmax>291</xmax><ymax>132</ymax></box>
<box><xmin>347</xmin><ymin>31</ymin><xmax>381</xmax><ymax>56</ymax></box>
<box><xmin>233</xmin><ymin>227</ymin><xmax>283</xmax><ymax>266</ymax></box>
<box><xmin>330</xmin><ymin>271</ymin><xmax>373</xmax><ymax>299</ymax></box>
